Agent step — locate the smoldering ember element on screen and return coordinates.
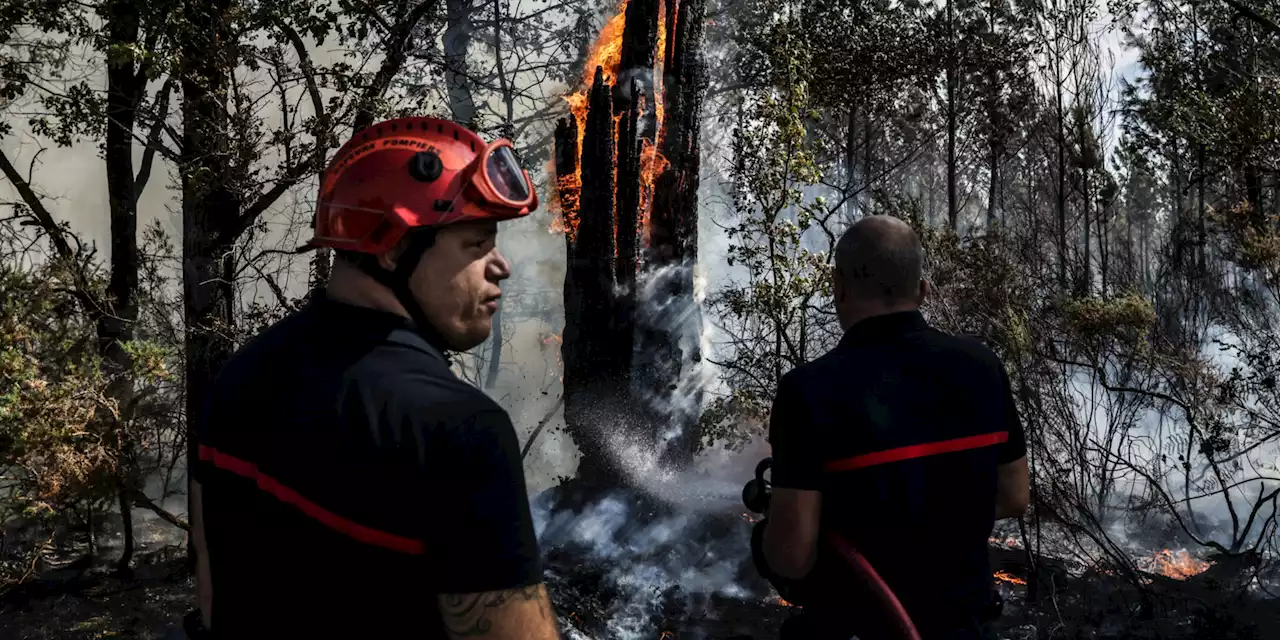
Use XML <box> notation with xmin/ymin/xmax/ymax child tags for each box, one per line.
<box><xmin>3</xmin><ymin>0</ymin><xmax>1280</xmax><ymax>638</ymax></box>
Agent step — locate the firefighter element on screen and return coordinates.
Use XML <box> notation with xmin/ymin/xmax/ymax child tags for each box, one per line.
<box><xmin>187</xmin><ymin>117</ymin><xmax>561</xmax><ymax>639</ymax></box>
<box><xmin>759</xmin><ymin>215</ymin><xmax>1030</xmax><ymax>640</ymax></box>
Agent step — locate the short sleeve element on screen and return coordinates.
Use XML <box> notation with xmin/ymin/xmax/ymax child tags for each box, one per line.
<box><xmin>427</xmin><ymin>409</ymin><xmax>544</xmax><ymax>593</ymax></box>
<box><xmin>995</xmin><ymin>362</ymin><xmax>1027</xmax><ymax>464</ymax></box>
<box><xmin>768</xmin><ymin>373</ymin><xmax>824</xmax><ymax>490</ymax></box>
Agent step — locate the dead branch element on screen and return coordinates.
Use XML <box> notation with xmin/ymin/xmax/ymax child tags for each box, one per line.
<box><xmin>522</xmin><ymin>394</ymin><xmax>565</xmax><ymax>460</ymax></box>
<box><xmin>129</xmin><ymin>491</ymin><xmax>190</xmax><ymax>532</ymax></box>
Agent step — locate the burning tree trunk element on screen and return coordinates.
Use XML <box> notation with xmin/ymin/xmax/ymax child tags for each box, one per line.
<box><xmin>559</xmin><ymin>68</ymin><xmax>629</xmax><ymax>485</ymax></box>
<box><xmin>637</xmin><ymin>0</ymin><xmax>707</xmax><ymax>466</ymax></box>
<box><xmin>554</xmin><ymin>0</ymin><xmax>708</xmax><ymax>488</ymax></box>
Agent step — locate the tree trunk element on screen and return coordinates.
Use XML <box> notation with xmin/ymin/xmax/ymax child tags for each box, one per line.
<box><xmin>103</xmin><ymin>0</ymin><xmax>147</xmax><ymax>575</ymax></box>
<box><xmin>558</xmin><ymin>68</ymin><xmax>626</xmax><ymax>487</ymax></box>
<box><xmin>444</xmin><ymin>0</ymin><xmax>477</xmax><ymax>124</ymax></box>
<box><xmin>845</xmin><ymin>105</ymin><xmax>856</xmax><ymax>220</ymax></box>
<box><xmin>180</xmin><ymin>0</ymin><xmax>239</xmax><ymax>571</ymax></box>
<box><xmin>641</xmin><ymin>0</ymin><xmax>706</xmax><ymax>468</ymax></box>
<box><xmin>863</xmin><ymin>108</ymin><xmax>873</xmax><ymax>213</ymax></box>
<box><xmin>1054</xmin><ymin>53</ymin><xmax>1068</xmax><ymax>290</ymax></box>
<box><xmin>946</xmin><ymin>0</ymin><xmax>958</xmax><ymax>232</ymax></box>
<box><xmin>1081</xmin><ymin>170</ymin><xmax>1091</xmax><ymax>296</ymax></box>
<box><xmin>553</xmin><ymin>0</ymin><xmax>709</xmax><ymax>489</ymax></box>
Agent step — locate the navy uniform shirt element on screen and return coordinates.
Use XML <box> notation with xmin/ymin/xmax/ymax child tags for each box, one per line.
<box><xmin>768</xmin><ymin>310</ymin><xmax>1026</xmax><ymax>630</ymax></box>
<box><xmin>193</xmin><ymin>293</ymin><xmax>542</xmax><ymax>638</ymax></box>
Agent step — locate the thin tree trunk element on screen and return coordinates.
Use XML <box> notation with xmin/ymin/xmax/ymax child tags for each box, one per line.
<box><xmin>863</xmin><ymin>108</ymin><xmax>873</xmax><ymax>213</ymax></box>
<box><xmin>1082</xmin><ymin>170</ymin><xmax>1091</xmax><ymax>296</ymax></box>
<box><xmin>103</xmin><ymin>0</ymin><xmax>147</xmax><ymax>575</ymax></box>
<box><xmin>845</xmin><ymin>106</ymin><xmax>856</xmax><ymax>219</ymax></box>
<box><xmin>946</xmin><ymin>0</ymin><xmax>958</xmax><ymax>232</ymax></box>
<box><xmin>181</xmin><ymin>0</ymin><xmax>239</xmax><ymax>570</ymax></box>
<box><xmin>445</xmin><ymin>0</ymin><xmax>477</xmax><ymax>123</ymax></box>
<box><xmin>1055</xmin><ymin>87</ymin><xmax>1067</xmax><ymax>290</ymax></box>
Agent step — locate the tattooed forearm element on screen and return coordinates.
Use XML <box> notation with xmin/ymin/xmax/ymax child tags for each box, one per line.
<box><xmin>438</xmin><ymin>584</ymin><xmax>554</xmax><ymax>638</ymax></box>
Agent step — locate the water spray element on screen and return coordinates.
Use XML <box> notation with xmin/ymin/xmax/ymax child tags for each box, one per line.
<box><xmin>741</xmin><ymin>457</ymin><xmax>923</xmax><ymax>640</ymax></box>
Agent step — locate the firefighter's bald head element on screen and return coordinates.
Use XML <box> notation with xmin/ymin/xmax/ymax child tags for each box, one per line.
<box><xmin>833</xmin><ymin>215</ymin><xmax>927</xmax><ymax>327</ymax></box>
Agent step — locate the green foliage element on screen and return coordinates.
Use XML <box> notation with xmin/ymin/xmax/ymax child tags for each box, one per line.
<box><xmin>1062</xmin><ymin>292</ymin><xmax>1157</xmax><ymax>339</ymax></box>
<box><xmin>0</xmin><ymin>264</ymin><xmax>117</xmax><ymax>541</ymax></box>
<box><xmin>703</xmin><ymin>10</ymin><xmax>840</xmax><ymax>448</ymax></box>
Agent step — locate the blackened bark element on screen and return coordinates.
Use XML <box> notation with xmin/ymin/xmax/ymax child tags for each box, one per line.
<box><xmin>617</xmin><ymin>0</ymin><xmax>659</xmax><ymax>139</ymax></box>
<box><xmin>617</xmin><ymin>84</ymin><xmax>642</xmax><ymax>295</ymax></box>
<box><xmin>555</xmin><ymin>116</ymin><xmax>580</xmax><ymax>223</ymax></box>
<box><xmin>638</xmin><ymin>0</ymin><xmax>706</xmax><ymax>467</ymax></box>
<box><xmin>663</xmin><ymin>0</ymin><xmax>678</xmax><ymax>77</ymax></box>
<box><xmin>561</xmin><ymin>68</ymin><xmax>626</xmax><ymax>485</ymax></box>
<box><xmin>555</xmin><ymin>0</ymin><xmax>709</xmax><ymax>489</ymax></box>
<box><xmin>655</xmin><ymin>0</ymin><xmax>705</xmax><ymax>248</ymax></box>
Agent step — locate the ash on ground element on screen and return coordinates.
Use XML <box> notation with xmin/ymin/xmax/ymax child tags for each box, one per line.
<box><xmin>2</xmin><ymin>499</ymin><xmax>1278</xmax><ymax>639</ymax></box>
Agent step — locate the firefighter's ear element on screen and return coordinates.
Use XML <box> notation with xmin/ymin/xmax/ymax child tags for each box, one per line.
<box><xmin>376</xmin><ymin>237</ymin><xmax>410</xmax><ymax>272</ymax></box>
<box><xmin>917</xmin><ymin>279</ymin><xmax>930</xmax><ymax>304</ymax></box>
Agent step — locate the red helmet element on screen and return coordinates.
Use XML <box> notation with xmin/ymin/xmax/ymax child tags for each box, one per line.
<box><xmin>308</xmin><ymin>117</ymin><xmax>538</xmax><ymax>254</ymax></box>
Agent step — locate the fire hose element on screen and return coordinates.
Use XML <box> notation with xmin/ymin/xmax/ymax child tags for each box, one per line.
<box><xmin>743</xmin><ymin>457</ymin><xmax>923</xmax><ymax>640</ymax></box>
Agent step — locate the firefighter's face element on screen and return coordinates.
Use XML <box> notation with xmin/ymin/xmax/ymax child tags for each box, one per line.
<box><xmin>409</xmin><ymin>220</ymin><xmax>511</xmax><ymax>351</ymax></box>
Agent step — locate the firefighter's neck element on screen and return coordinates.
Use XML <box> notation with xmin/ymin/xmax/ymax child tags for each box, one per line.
<box><xmin>836</xmin><ymin>279</ymin><xmax>928</xmax><ymax>331</ymax></box>
<box><xmin>326</xmin><ymin>259</ymin><xmax>411</xmax><ymax>320</ymax></box>
<box><xmin>837</xmin><ymin>297</ymin><xmax>921</xmax><ymax>332</ymax></box>
<box><xmin>839</xmin><ymin>304</ymin><xmax>918</xmax><ymax>332</ymax></box>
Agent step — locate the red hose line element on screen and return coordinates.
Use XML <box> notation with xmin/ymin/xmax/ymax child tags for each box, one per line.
<box><xmin>823</xmin><ymin>530</ymin><xmax>923</xmax><ymax>640</ymax></box>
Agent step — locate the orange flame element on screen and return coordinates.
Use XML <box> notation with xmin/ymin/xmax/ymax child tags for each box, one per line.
<box><xmin>993</xmin><ymin>571</ymin><xmax>1026</xmax><ymax>585</ymax></box>
<box><xmin>1145</xmin><ymin>549</ymin><xmax>1211</xmax><ymax>580</ymax></box>
<box><xmin>551</xmin><ymin>173</ymin><xmax>582</xmax><ymax>239</ymax></box>
<box><xmin>552</xmin><ymin>0</ymin><xmax>670</xmax><ymax>241</ymax></box>
<box><xmin>654</xmin><ymin>0</ymin><xmax>668</xmax><ymax>142</ymax></box>
<box><xmin>554</xmin><ymin>3</ymin><xmax>627</xmax><ymax>237</ymax></box>
<box><xmin>638</xmin><ymin>138</ymin><xmax>668</xmax><ymax>238</ymax></box>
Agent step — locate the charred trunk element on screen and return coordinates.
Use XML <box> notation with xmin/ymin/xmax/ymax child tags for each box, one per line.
<box><xmin>554</xmin><ymin>0</ymin><xmax>708</xmax><ymax>494</ymax></box>
<box><xmin>560</xmin><ymin>68</ymin><xmax>628</xmax><ymax>487</ymax></box>
<box><xmin>616</xmin><ymin>0</ymin><xmax>659</xmax><ymax>138</ymax></box>
<box><xmin>638</xmin><ymin>0</ymin><xmax>706</xmax><ymax>468</ymax></box>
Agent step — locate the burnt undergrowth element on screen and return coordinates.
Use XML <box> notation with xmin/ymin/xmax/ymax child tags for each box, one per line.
<box><xmin>1</xmin><ymin>498</ymin><xmax>1277</xmax><ymax>639</ymax></box>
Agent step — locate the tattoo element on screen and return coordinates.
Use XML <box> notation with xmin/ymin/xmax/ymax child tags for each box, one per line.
<box><xmin>439</xmin><ymin>584</ymin><xmax>547</xmax><ymax>637</ymax></box>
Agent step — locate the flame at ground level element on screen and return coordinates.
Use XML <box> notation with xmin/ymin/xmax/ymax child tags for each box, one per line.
<box><xmin>994</xmin><ymin>570</ymin><xmax>1026</xmax><ymax>585</ymax></box>
<box><xmin>1143</xmin><ymin>548</ymin><xmax>1212</xmax><ymax>580</ymax></box>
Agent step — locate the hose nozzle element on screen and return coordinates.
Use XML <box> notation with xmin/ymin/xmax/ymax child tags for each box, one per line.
<box><xmin>742</xmin><ymin>457</ymin><xmax>773</xmax><ymax>514</ymax></box>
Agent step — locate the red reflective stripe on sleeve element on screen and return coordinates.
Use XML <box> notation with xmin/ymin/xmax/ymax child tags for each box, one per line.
<box><xmin>824</xmin><ymin>431</ymin><xmax>1009</xmax><ymax>473</ymax></box>
<box><xmin>197</xmin><ymin>445</ymin><xmax>424</xmax><ymax>555</ymax></box>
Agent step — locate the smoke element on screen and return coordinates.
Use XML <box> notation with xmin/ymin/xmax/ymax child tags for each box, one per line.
<box><xmin>532</xmin><ymin>488</ymin><xmax>760</xmax><ymax>640</ymax></box>
<box><xmin>633</xmin><ymin>260</ymin><xmax>713</xmax><ymax>445</ymax></box>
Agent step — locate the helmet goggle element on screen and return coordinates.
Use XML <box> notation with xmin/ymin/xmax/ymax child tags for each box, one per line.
<box><xmin>439</xmin><ymin>139</ymin><xmax>538</xmax><ymax>223</ymax></box>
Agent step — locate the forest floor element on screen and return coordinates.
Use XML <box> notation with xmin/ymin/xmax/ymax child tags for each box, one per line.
<box><xmin>1</xmin><ymin>512</ymin><xmax>1277</xmax><ymax>639</ymax></box>
<box><xmin>3</xmin><ymin>546</ymin><xmax>1277</xmax><ymax>639</ymax></box>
